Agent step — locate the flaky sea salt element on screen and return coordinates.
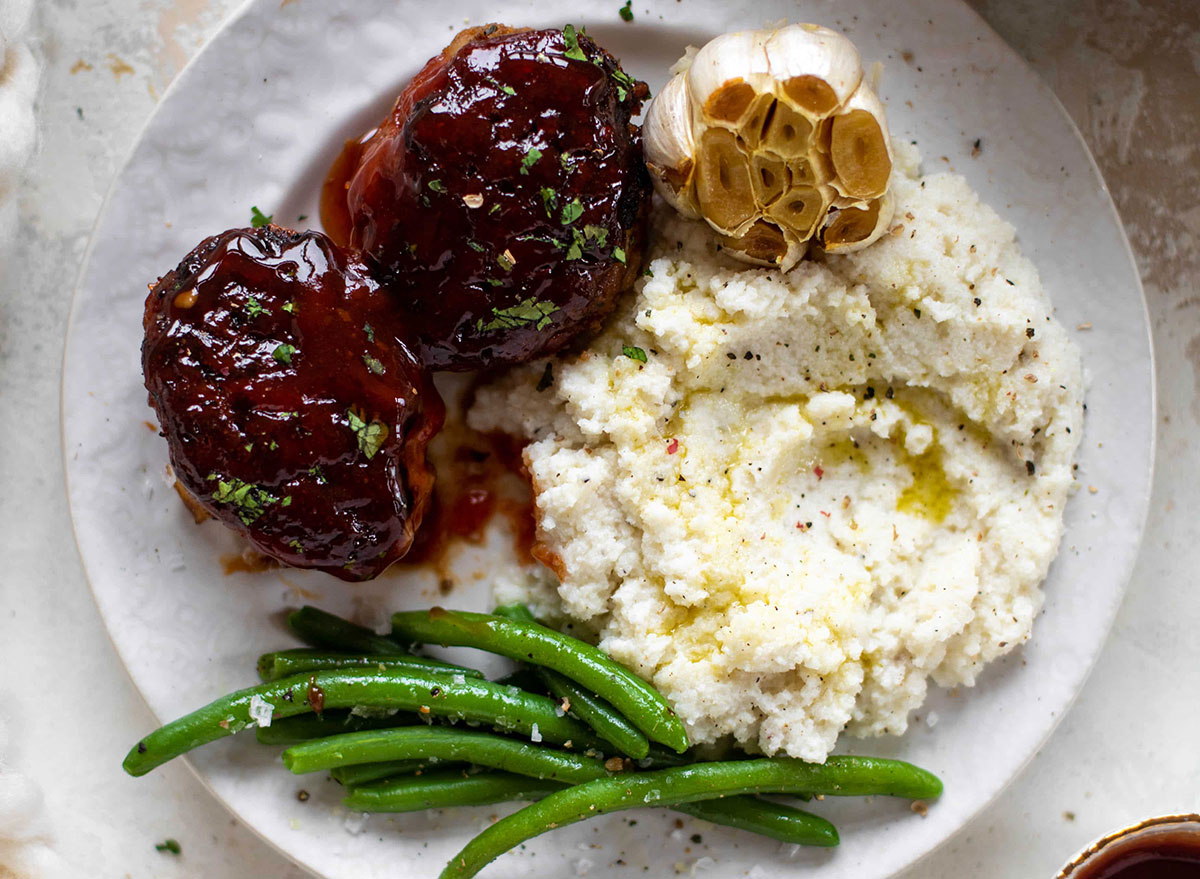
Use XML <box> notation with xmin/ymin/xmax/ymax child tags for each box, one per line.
<box><xmin>247</xmin><ymin>694</ymin><xmax>273</xmax><ymax>728</ymax></box>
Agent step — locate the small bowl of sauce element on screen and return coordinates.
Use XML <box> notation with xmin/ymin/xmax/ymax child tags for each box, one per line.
<box><xmin>1057</xmin><ymin>814</ymin><xmax>1200</xmax><ymax>878</ymax></box>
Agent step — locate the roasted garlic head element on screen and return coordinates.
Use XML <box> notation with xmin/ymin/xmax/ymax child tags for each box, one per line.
<box><xmin>643</xmin><ymin>23</ymin><xmax>896</xmax><ymax>270</ymax></box>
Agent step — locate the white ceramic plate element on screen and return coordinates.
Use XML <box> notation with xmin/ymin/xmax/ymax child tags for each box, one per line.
<box><xmin>62</xmin><ymin>1</ymin><xmax>1154</xmax><ymax>877</ymax></box>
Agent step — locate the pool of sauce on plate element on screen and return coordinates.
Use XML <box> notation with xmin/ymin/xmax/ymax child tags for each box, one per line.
<box><xmin>221</xmin><ymin>549</ymin><xmax>278</xmax><ymax>576</ymax></box>
<box><xmin>396</xmin><ymin>429</ymin><xmax>536</xmax><ymax>578</ymax></box>
<box><xmin>319</xmin><ymin>133</ymin><xmax>372</xmax><ymax>249</ymax></box>
<box><xmin>1072</xmin><ymin>832</ymin><xmax>1200</xmax><ymax>879</ymax></box>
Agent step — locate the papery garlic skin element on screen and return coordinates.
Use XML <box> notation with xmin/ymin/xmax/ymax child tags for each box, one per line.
<box><xmin>642</xmin><ymin>22</ymin><xmax>894</xmax><ymax>270</ymax></box>
<box><xmin>643</xmin><ymin>73</ymin><xmax>702</xmax><ymax>220</ymax></box>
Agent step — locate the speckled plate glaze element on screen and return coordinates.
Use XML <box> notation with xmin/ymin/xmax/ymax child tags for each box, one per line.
<box><xmin>62</xmin><ymin>1</ymin><xmax>1154</xmax><ymax>877</ymax></box>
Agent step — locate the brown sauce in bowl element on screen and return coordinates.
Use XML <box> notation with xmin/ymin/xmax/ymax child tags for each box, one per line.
<box><xmin>1064</xmin><ymin>819</ymin><xmax>1200</xmax><ymax>879</ymax></box>
<box><xmin>1078</xmin><ymin>842</ymin><xmax>1200</xmax><ymax>879</ymax></box>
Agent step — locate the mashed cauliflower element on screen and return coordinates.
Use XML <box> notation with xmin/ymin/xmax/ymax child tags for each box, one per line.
<box><xmin>469</xmin><ymin>146</ymin><xmax>1084</xmax><ymax>761</ymax></box>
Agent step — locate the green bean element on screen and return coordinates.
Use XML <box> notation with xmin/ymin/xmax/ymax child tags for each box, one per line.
<box><xmin>330</xmin><ymin>760</ymin><xmax>429</xmax><ymax>787</ymax></box>
<box><xmin>345</xmin><ymin>769</ymin><xmax>562</xmax><ymax>813</ymax></box>
<box><xmin>672</xmin><ymin>799</ymin><xmax>837</xmax><ymax>846</ymax></box>
<box><xmin>489</xmin><ymin>668</ymin><xmax>547</xmax><ymax>695</ymax></box>
<box><xmin>290</xmin><ymin>726</ymin><xmax>828</xmax><ymax>846</ymax></box>
<box><xmin>493</xmin><ymin>605</ymin><xmax>650</xmax><ymax>759</ymax></box>
<box><xmin>538</xmin><ymin>668</ymin><xmax>650</xmax><ymax>759</ymax></box>
<box><xmin>257</xmin><ymin>649</ymin><xmax>480</xmax><ymax>682</ymax></box>
<box><xmin>254</xmin><ymin>710</ymin><xmax>413</xmax><ymax>745</ymax></box>
<box><xmin>123</xmin><ymin>668</ymin><xmax>601</xmax><ymax>776</ymax></box>
<box><xmin>635</xmin><ymin>744</ymin><xmax>816</xmax><ymax>799</ymax></box>
<box><xmin>287</xmin><ymin>606</ymin><xmax>405</xmax><ymax>654</ymax></box>
<box><xmin>439</xmin><ymin>757</ymin><xmax>942</xmax><ymax>878</ymax></box>
<box><xmin>346</xmin><ymin>770</ymin><xmax>831</xmax><ymax>845</ymax></box>
<box><xmin>283</xmin><ymin>727</ymin><xmax>609</xmax><ymax>783</ymax></box>
<box><xmin>392</xmin><ymin>608</ymin><xmax>688</xmax><ymax>753</ymax></box>
<box><xmin>638</xmin><ymin>743</ymin><xmax>697</xmax><ymax>768</ymax></box>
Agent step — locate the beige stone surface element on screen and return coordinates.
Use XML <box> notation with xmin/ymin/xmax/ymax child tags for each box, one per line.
<box><xmin>0</xmin><ymin>1</ymin><xmax>1195</xmax><ymax>877</ymax></box>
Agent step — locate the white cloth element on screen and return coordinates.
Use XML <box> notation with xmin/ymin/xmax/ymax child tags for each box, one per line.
<box><xmin>0</xmin><ymin>10</ymin><xmax>69</xmax><ymax>877</ymax></box>
<box><xmin>0</xmin><ymin>0</ymin><xmax>38</xmax><ymax>249</ymax></box>
<box><xmin>0</xmin><ymin>717</ymin><xmax>75</xmax><ymax>879</ymax></box>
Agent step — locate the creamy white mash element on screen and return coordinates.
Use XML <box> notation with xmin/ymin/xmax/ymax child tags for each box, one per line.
<box><xmin>469</xmin><ymin>146</ymin><xmax>1084</xmax><ymax>761</ymax></box>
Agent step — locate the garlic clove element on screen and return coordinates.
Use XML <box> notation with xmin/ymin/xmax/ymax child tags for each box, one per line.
<box><xmin>737</xmin><ymin>93</ymin><xmax>777</xmax><ymax>150</ymax></box>
<box><xmin>828</xmin><ymin>83</ymin><xmax>892</xmax><ymax>200</ymax></box>
<box><xmin>694</xmin><ymin>127</ymin><xmax>758</xmax><ymax>235</ymax></box>
<box><xmin>819</xmin><ymin>191</ymin><xmax>895</xmax><ymax>253</ymax></box>
<box><xmin>750</xmin><ymin>151</ymin><xmax>788</xmax><ymax>205</ymax></box>
<box><xmin>791</xmin><ymin>147</ymin><xmax>834</xmax><ymax>186</ymax></box>
<box><xmin>643</xmin><ymin>72</ymin><xmax>702</xmax><ymax>219</ymax></box>
<box><xmin>764</xmin><ymin>23</ymin><xmax>864</xmax><ymax>118</ymax></box>
<box><xmin>759</xmin><ymin>98</ymin><xmax>816</xmax><ymax>160</ymax></box>
<box><xmin>765</xmin><ymin>183</ymin><xmax>832</xmax><ymax>241</ymax></box>
<box><xmin>687</xmin><ymin>30</ymin><xmax>772</xmax><ymax>128</ymax></box>
<box><xmin>718</xmin><ymin>219</ymin><xmax>808</xmax><ymax>270</ymax></box>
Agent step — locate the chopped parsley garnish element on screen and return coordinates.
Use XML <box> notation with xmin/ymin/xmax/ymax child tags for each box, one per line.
<box><xmin>622</xmin><ymin>345</ymin><xmax>647</xmax><ymax>362</ymax></box>
<box><xmin>281</xmin><ymin>495</ymin><xmax>292</xmax><ymax>507</ymax></box>
<box><xmin>346</xmin><ymin>409</ymin><xmax>389</xmax><ymax>460</ymax></box>
<box><xmin>642</xmin><ymin>266</ymin><xmax>654</xmax><ymax>277</ymax></box>
<box><xmin>489</xmin><ymin>203</ymin><xmax>501</xmax><ymax>215</ymax></box>
<box><xmin>268</xmin><ymin>440</ymin><xmax>278</xmax><ymax>450</ymax></box>
<box><xmin>483</xmin><ymin>74</ymin><xmax>517</xmax><ymax>96</ymax></box>
<box><xmin>272</xmin><ymin>343</ymin><xmax>297</xmax><ymax>365</ymax></box>
<box><xmin>288</xmin><ymin>539</ymin><xmax>305</xmax><ymax>553</ymax></box>
<box><xmin>484</xmin><ymin>278</ymin><xmax>504</xmax><ymax>287</ymax></box>
<box><xmin>564</xmin><ymin>224</ymin><xmax>609</xmax><ymax>260</ymax></box>
<box><xmin>520</xmin><ymin>147</ymin><xmax>543</xmax><ymax>175</ymax></box>
<box><xmin>250</xmin><ymin>206</ymin><xmax>272</xmax><ymax>228</ymax></box>
<box><xmin>560</xmin><ymin>198</ymin><xmax>584</xmax><ymax>225</ymax></box>
<box><xmin>496</xmin><ymin>250</ymin><xmax>516</xmax><ymax>272</ymax></box>
<box><xmin>613</xmin><ymin>246</ymin><xmax>627</xmax><ymax>264</ymax></box>
<box><xmin>565</xmin><ymin>233</ymin><xmax>584</xmax><ymax>261</ymax></box>
<box><xmin>466</xmin><ymin>239</ymin><xmax>485</xmax><ymax>252</ymax></box>
<box><xmin>427</xmin><ymin>179</ymin><xmax>446</xmax><ymax>193</ymax></box>
<box><xmin>619</xmin><ymin>0</ymin><xmax>633</xmax><ymax>21</ymax></box>
<box><xmin>562</xmin><ymin>24</ymin><xmax>587</xmax><ymax>61</ymax></box>
<box><xmin>307</xmin><ymin>464</ymin><xmax>326</xmax><ymax>484</ymax></box>
<box><xmin>476</xmin><ymin>297</ymin><xmax>560</xmax><ymax>332</ymax></box>
<box><xmin>243</xmin><ymin>442</ymin><xmax>253</xmax><ymax>453</ymax></box>
<box><xmin>540</xmin><ymin>186</ymin><xmax>558</xmax><ymax>217</ymax></box>
<box><xmin>362</xmin><ymin>354</ymin><xmax>385</xmax><ymax>375</ymax></box>
<box><xmin>155</xmin><ymin>839</ymin><xmax>182</xmax><ymax>855</ymax></box>
<box><xmin>536</xmin><ymin>361</ymin><xmax>554</xmax><ymax>391</ymax></box>
<box><xmin>583</xmin><ymin>224</ymin><xmax>608</xmax><ymax>247</ymax></box>
<box><xmin>281</xmin><ymin>301</ymin><xmax>296</xmax><ymax>314</ymax></box>
<box><xmin>207</xmin><ymin>475</ymin><xmax>279</xmax><ymax>525</ymax></box>
<box><xmin>612</xmin><ymin>68</ymin><xmax>638</xmax><ymax>101</ymax></box>
<box><xmin>244</xmin><ymin>296</ymin><xmax>268</xmax><ymax>318</ymax></box>
<box><xmin>363</xmin><ymin>322</ymin><xmax>375</xmax><ymax>341</ymax></box>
